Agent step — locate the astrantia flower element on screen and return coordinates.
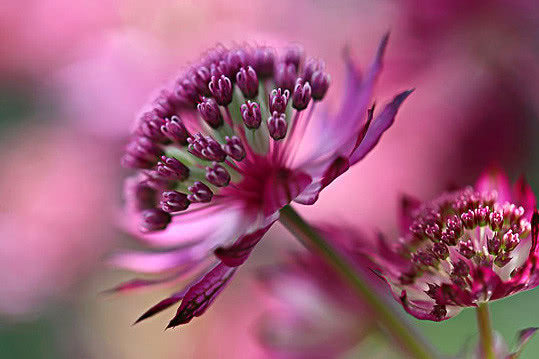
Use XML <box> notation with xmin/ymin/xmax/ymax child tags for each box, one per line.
<box><xmin>374</xmin><ymin>168</ymin><xmax>538</xmax><ymax>321</ymax></box>
<box><xmin>113</xmin><ymin>34</ymin><xmax>411</xmax><ymax>327</ymax></box>
<box><xmin>257</xmin><ymin>226</ymin><xmax>381</xmax><ymax>358</ymax></box>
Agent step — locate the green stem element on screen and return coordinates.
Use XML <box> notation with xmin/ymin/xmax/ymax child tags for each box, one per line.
<box><xmin>279</xmin><ymin>205</ymin><xmax>438</xmax><ymax>359</ymax></box>
<box><xmin>476</xmin><ymin>303</ymin><xmax>495</xmax><ymax>359</ymax></box>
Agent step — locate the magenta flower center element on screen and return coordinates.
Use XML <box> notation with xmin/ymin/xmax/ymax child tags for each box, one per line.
<box><xmin>121</xmin><ymin>44</ymin><xmax>331</xmax><ymax>232</ymax></box>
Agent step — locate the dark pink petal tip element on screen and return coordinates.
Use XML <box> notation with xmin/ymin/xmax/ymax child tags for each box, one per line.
<box><xmin>475</xmin><ymin>165</ymin><xmax>512</xmax><ymax>202</ymax></box>
<box><xmin>376</xmin><ymin>32</ymin><xmax>390</xmax><ymax>63</ymax></box>
<box><xmin>102</xmin><ymin>281</ymin><xmax>148</xmax><ymax>295</ymax></box>
<box><xmin>507</xmin><ymin>327</ymin><xmax>539</xmax><ymax>359</ymax></box>
<box><xmin>349</xmin><ymin>89</ymin><xmax>414</xmax><ymax>165</ymax></box>
<box><xmin>532</xmin><ymin>210</ymin><xmax>539</xmax><ymax>251</ymax></box>
<box><xmin>398</xmin><ymin>194</ymin><xmax>422</xmax><ymax>234</ymax></box>
<box><xmin>166</xmin><ymin>263</ymin><xmax>236</xmax><ymax>329</ymax></box>
<box><xmin>215</xmin><ymin>222</ymin><xmax>276</xmax><ymax>267</ymax></box>
<box><xmin>320</xmin><ymin>156</ymin><xmax>350</xmax><ymax>189</ymax></box>
<box><xmin>134</xmin><ymin>294</ymin><xmax>185</xmax><ymax>324</ymax></box>
<box><xmin>102</xmin><ymin>276</ymin><xmax>175</xmax><ymax>294</ymax></box>
<box><xmin>341</xmin><ymin>46</ymin><xmax>361</xmax><ymax>86</ymax></box>
<box><xmin>514</xmin><ymin>176</ymin><xmax>537</xmax><ymax>215</ymax></box>
<box><xmin>263</xmin><ymin>170</ymin><xmax>311</xmax><ymax>216</ymax></box>
<box><xmin>518</xmin><ymin>327</ymin><xmax>539</xmax><ymax>345</ymax></box>
<box><xmin>399</xmin><ymin>291</ymin><xmax>448</xmax><ymax>322</ymax></box>
<box><xmin>343</xmin><ymin>32</ymin><xmax>388</xmax><ymax>70</ymax></box>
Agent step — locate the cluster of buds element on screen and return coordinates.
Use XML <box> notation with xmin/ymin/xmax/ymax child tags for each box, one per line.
<box><xmin>121</xmin><ymin>44</ymin><xmax>331</xmax><ymax>233</ymax></box>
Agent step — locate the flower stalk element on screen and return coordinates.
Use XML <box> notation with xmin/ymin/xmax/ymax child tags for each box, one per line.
<box><xmin>476</xmin><ymin>303</ymin><xmax>495</xmax><ymax>359</ymax></box>
<box><xmin>279</xmin><ymin>205</ymin><xmax>438</xmax><ymax>359</ymax></box>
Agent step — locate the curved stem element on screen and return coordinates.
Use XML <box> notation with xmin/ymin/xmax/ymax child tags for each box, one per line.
<box><xmin>476</xmin><ymin>303</ymin><xmax>495</xmax><ymax>359</ymax></box>
<box><xmin>279</xmin><ymin>205</ymin><xmax>438</xmax><ymax>359</ymax></box>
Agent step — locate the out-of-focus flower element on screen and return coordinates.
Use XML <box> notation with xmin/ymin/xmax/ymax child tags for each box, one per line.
<box><xmin>0</xmin><ymin>125</ymin><xmax>117</xmax><ymax>316</ymax></box>
<box><xmin>111</xmin><ymin>35</ymin><xmax>411</xmax><ymax>328</ymax></box>
<box><xmin>257</xmin><ymin>226</ymin><xmax>379</xmax><ymax>359</ymax></box>
<box><xmin>0</xmin><ymin>0</ymin><xmax>118</xmax><ymax>78</ymax></box>
<box><xmin>391</xmin><ymin>0</ymin><xmax>539</xmax><ymax>177</ymax></box>
<box><xmin>55</xmin><ymin>30</ymin><xmax>177</xmax><ymax>140</ymax></box>
<box><xmin>373</xmin><ymin>167</ymin><xmax>538</xmax><ymax>321</ymax></box>
<box><xmin>394</xmin><ymin>0</ymin><xmax>539</xmax><ymax>79</ymax></box>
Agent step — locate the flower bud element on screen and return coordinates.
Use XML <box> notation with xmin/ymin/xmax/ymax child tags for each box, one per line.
<box><xmin>236</xmin><ymin>66</ymin><xmax>259</xmax><ymax>99</ymax></box>
<box><xmin>268</xmin><ymin>112</ymin><xmax>287</xmax><ymax>140</ymax></box>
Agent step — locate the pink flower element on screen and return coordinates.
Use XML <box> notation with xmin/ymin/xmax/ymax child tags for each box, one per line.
<box><xmin>373</xmin><ymin>167</ymin><xmax>538</xmax><ymax>321</ymax></box>
<box><xmin>112</xmin><ymin>34</ymin><xmax>411</xmax><ymax>328</ymax></box>
<box><xmin>257</xmin><ymin>225</ymin><xmax>380</xmax><ymax>358</ymax></box>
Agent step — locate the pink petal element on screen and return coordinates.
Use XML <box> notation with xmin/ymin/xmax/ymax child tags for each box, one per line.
<box><xmin>471</xmin><ymin>267</ymin><xmax>504</xmax><ymax>301</ymax></box>
<box><xmin>103</xmin><ymin>275</ymin><xmax>180</xmax><ymax>294</ymax></box>
<box><xmin>514</xmin><ymin>176</ymin><xmax>536</xmax><ymax>216</ymax></box>
<box><xmin>110</xmin><ymin>245</ymin><xmax>209</xmax><ymax>274</ymax></box>
<box><xmin>293</xmin><ymin>157</ymin><xmax>349</xmax><ymax>205</ymax></box>
<box><xmin>399</xmin><ymin>291</ymin><xmax>460</xmax><ymax>322</ymax></box>
<box><xmin>263</xmin><ymin>170</ymin><xmax>311</xmax><ymax>216</ymax></box>
<box><xmin>320</xmin><ymin>156</ymin><xmax>350</xmax><ymax>189</ymax></box>
<box><xmin>507</xmin><ymin>327</ymin><xmax>539</xmax><ymax>359</ymax></box>
<box><xmin>348</xmin><ymin>90</ymin><xmax>414</xmax><ymax>165</ymax></box>
<box><xmin>134</xmin><ymin>290</ymin><xmax>186</xmax><ymax>324</ymax></box>
<box><xmin>166</xmin><ymin>262</ymin><xmax>237</xmax><ymax>328</ymax></box>
<box><xmin>375</xmin><ymin>232</ymin><xmax>410</xmax><ymax>275</ymax></box>
<box><xmin>127</xmin><ymin>201</ymin><xmax>253</xmax><ymax>248</ymax></box>
<box><xmin>398</xmin><ymin>194</ymin><xmax>422</xmax><ymax>234</ymax></box>
<box><xmin>500</xmin><ymin>215</ymin><xmax>539</xmax><ymax>295</ymax></box>
<box><xmin>333</xmin><ymin>33</ymin><xmax>389</xmax><ymax>137</ymax></box>
<box><xmin>433</xmin><ymin>283</ymin><xmax>475</xmax><ymax>307</ymax></box>
<box><xmin>519</xmin><ymin>327</ymin><xmax>539</xmax><ymax>346</ymax></box>
<box><xmin>533</xmin><ymin>210</ymin><xmax>539</xmax><ymax>253</ymax></box>
<box><xmin>353</xmin><ymin>103</ymin><xmax>375</xmax><ymax>150</ymax></box>
<box><xmin>293</xmin><ymin>42</ymin><xmax>409</xmax><ymax>206</ymax></box>
<box><xmin>215</xmin><ymin>221</ymin><xmax>277</xmax><ymax>267</ymax></box>
<box><xmin>133</xmin><ymin>261</ymin><xmax>222</xmax><ymax>324</ymax></box>
<box><xmin>293</xmin><ymin>182</ymin><xmax>323</xmax><ymax>205</ymax></box>
<box><xmin>475</xmin><ymin>166</ymin><xmax>512</xmax><ymax>203</ymax></box>
<box><xmin>290</xmin><ymin>34</ymin><xmax>389</xmax><ymax>181</ymax></box>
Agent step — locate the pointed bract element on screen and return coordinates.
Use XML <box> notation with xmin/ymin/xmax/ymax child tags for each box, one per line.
<box><xmin>215</xmin><ymin>222</ymin><xmax>277</xmax><ymax>267</ymax></box>
<box><xmin>166</xmin><ymin>263</ymin><xmax>236</xmax><ymax>328</ymax></box>
<box><xmin>349</xmin><ymin>89</ymin><xmax>414</xmax><ymax>164</ymax></box>
<box><xmin>514</xmin><ymin>176</ymin><xmax>537</xmax><ymax>216</ymax></box>
<box><xmin>398</xmin><ymin>194</ymin><xmax>422</xmax><ymax>234</ymax></box>
<box><xmin>475</xmin><ymin>166</ymin><xmax>513</xmax><ymax>204</ymax></box>
<box><xmin>507</xmin><ymin>327</ymin><xmax>539</xmax><ymax>359</ymax></box>
<box><xmin>135</xmin><ymin>292</ymin><xmax>185</xmax><ymax>324</ymax></box>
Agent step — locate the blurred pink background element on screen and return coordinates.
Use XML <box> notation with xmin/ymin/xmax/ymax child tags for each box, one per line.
<box><xmin>0</xmin><ymin>0</ymin><xmax>537</xmax><ymax>358</ymax></box>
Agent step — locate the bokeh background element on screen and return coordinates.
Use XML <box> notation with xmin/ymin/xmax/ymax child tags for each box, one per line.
<box><xmin>0</xmin><ymin>0</ymin><xmax>538</xmax><ymax>357</ymax></box>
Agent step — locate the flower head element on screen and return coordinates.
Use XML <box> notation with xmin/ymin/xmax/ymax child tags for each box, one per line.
<box><xmin>114</xmin><ymin>34</ymin><xmax>411</xmax><ymax>327</ymax></box>
<box><xmin>375</xmin><ymin>168</ymin><xmax>538</xmax><ymax>321</ymax></box>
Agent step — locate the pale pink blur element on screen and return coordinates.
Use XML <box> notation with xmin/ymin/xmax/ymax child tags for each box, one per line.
<box><xmin>53</xmin><ymin>19</ymin><xmax>289</xmax><ymax>140</ymax></box>
<box><xmin>0</xmin><ymin>125</ymin><xmax>118</xmax><ymax>316</ymax></box>
<box><xmin>0</xmin><ymin>0</ymin><xmax>119</xmax><ymax>78</ymax></box>
<box><xmin>55</xmin><ymin>30</ymin><xmax>178</xmax><ymax>139</ymax></box>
